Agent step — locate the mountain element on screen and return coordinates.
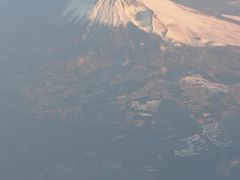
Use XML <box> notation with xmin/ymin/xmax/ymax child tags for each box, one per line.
<box><xmin>24</xmin><ymin>0</ymin><xmax>240</xmax><ymax>136</ymax></box>
<box><xmin>1</xmin><ymin>0</ymin><xmax>240</xmax><ymax>179</ymax></box>
<box><xmin>63</xmin><ymin>0</ymin><xmax>240</xmax><ymax>47</ymax></box>
<box><xmin>22</xmin><ymin>0</ymin><xmax>240</xmax><ymax>147</ymax></box>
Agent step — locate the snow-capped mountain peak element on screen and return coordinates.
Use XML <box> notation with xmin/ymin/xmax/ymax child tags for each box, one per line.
<box><xmin>63</xmin><ymin>0</ymin><xmax>240</xmax><ymax>47</ymax></box>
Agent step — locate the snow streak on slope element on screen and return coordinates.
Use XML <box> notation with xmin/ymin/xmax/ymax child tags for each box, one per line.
<box><xmin>222</xmin><ymin>14</ymin><xmax>240</xmax><ymax>22</ymax></box>
<box><xmin>63</xmin><ymin>0</ymin><xmax>240</xmax><ymax>47</ymax></box>
<box><xmin>62</xmin><ymin>0</ymin><xmax>95</xmax><ymax>23</ymax></box>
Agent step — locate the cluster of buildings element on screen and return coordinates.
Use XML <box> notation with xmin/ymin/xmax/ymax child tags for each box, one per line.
<box><xmin>173</xmin><ymin>74</ymin><xmax>232</xmax><ymax>156</ymax></box>
<box><xmin>180</xmin><ymin>74</ymin><xmax>229</xmax><ymax>93</ymax></box>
